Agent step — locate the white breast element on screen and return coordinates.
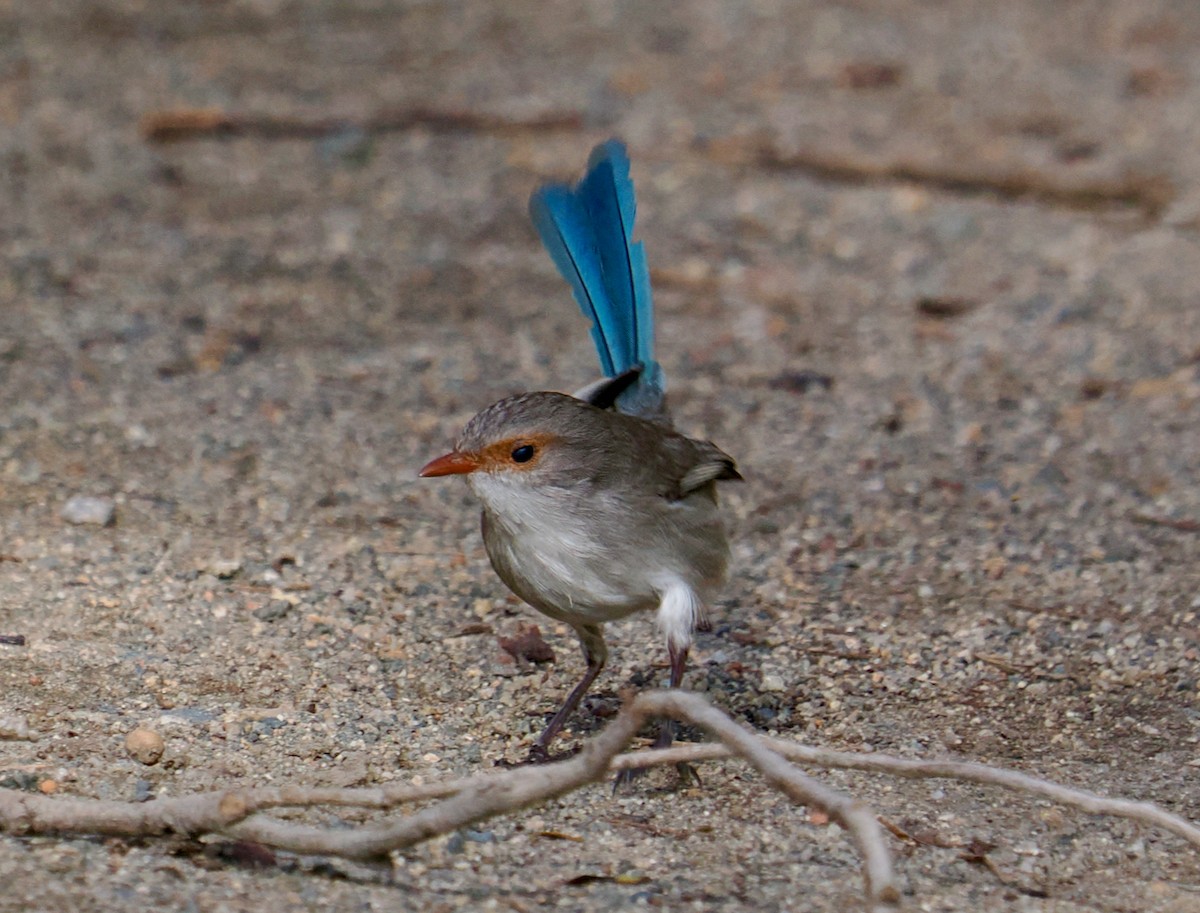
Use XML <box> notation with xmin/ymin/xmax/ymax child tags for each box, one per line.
<box><xmin>470</xmin><ymin>472</ymin><xmax>640</xmax><ymax>616</ymax></box>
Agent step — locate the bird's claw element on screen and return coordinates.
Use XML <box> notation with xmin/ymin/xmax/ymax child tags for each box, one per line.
<box><xmin>612</xmin><ymin>765</ymin><xmax>644</xmax><ymax>792</ymax></box>
<box><xmin>673</xmin><ymin>760</ymin><xmax>702</xmax><ymax>789</ymax></box>
<box><xmin>612</xmin><ymin>759</ymin><xmax>702</xmax><ymax>792</ymax></box>
<box><xmin>492</xmin><ymin>743</ymin><xmax>578</xmax><ymax>768</ymax></box>
<box><xmin>522</xmin><ymin>742</ymin><xmax>579</xmax><ymax>766</ymax></box>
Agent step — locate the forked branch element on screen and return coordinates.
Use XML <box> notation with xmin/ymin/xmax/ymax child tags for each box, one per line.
<box><xmin>5</xmin><ymin>691</ymin><xmax>1198</xmax><ymax>910</ymax></box>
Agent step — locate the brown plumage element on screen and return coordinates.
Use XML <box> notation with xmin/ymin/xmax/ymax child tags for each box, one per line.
<box><xmin>421</xmin><ymin>388</ymin><xmax>740</xmax><ymax>758</ymax></box>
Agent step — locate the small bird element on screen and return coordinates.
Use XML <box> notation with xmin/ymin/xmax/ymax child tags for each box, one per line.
<box><xmin>420</xmin><ymin>140</ymin><xmax>740</xmax><ymax>760</ymax></box>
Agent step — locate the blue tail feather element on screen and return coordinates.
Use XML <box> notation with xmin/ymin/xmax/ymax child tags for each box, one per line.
<box><xmin>528</xmin><ymin>186</ymin><xmax>622</xmax><ymax>376</ymax></box>
<box><xmin>528</xmin><ymin>139</ymin><xmax>663</xmax><ymax>416</ymax></box>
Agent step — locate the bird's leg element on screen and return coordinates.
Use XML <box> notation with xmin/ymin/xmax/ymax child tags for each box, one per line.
<box><xmin>658</xmin><ymin>642</ymin><xmax>701</xmax><ymax>785</ymax></box>
<box><xmin>648</xmin><ymin>640</ymin><xmax>689</xmax><ymax>748</ymax></box>
<box><xmin>527</xmin><ymin>624</ymin><xmax>606</xmax><ymax>763</ymax></box>
<box><xmin>615</xmin><ymin>640</ymin><xmax>699</xmax><ymax>788</ymax></box>
<box><xmin>528</xmin><ymin>662</ymin><xmax>601</xmax><ymax>761</ymax></box>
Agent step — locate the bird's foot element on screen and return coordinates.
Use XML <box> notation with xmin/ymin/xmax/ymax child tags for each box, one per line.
<box><xmin>673</xmin><ymin>760</ymin><xmax>702</xmax><ymax>789</ymax></box>
<box><xmin>493</xmin><ymin>749</ymin><xmax>572</xmax><ymax>769</ymax></box>
<box><xmin>612</xmin><ymin>763</ymin><xmax>647</xmax><ymax>791</ymax></box>
<box><xmin>612</xmin><ymin>759</ymin><xmax>702</xmax><ymax>791</ymax></box>
<box><xmin>499</xmin><ymin>742</ymin><xmax>578</xmax><ymax>767</ymax></box>
<box><xmin>613</xmin><ymin>714</ymin><xmax>702</xmax><ymax>790</ymax></box>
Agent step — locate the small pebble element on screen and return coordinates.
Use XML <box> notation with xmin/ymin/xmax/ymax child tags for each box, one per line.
<box><xmin>125</xmin><ymin>727</ymin><xmax>165</xmax><ymax>765</ymax></box>
<box><xmin>254</xmin><ymin>599</ymin><xmax>293</xmax><ymax>621</ymax></box>
<box><xmin>760</xmin><ymin>673</ymin><xmax>785</xmax><ymax>693</ymax></box>
<box><xmin>205</xmin><ymin>558</ymin><xmax>243</xmax><ymax>579</ymax></box>
<box><xmin>0</xmin><ymin>714</ymin><xmax>38</xmax><ymax>741</ymax></box>
<box><xmin>38</xmin><ymin>779</ymin><xmax>57</xmax><ymax>795</ymax></box>
<box><xmin>0</xmin><ymin>771</ymin><xmax>39</xmax><ymax>791</ymax></box>
<box><xmin>60</xmin><ymin>495</ymin><xmax>116</xmax><ymax>527</ymax></box>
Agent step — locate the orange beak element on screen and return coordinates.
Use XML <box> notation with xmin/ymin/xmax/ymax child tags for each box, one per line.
<box><xmin>419</xmin><ymin>450</ymin><xmax>481</xmax><ymax>478</ymax></box>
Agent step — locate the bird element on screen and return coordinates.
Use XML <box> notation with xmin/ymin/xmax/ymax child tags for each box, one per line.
<box><xmin>420</xmin><ymin>139</ymin><xmax>740</xmax><ymax>762</ymax></box>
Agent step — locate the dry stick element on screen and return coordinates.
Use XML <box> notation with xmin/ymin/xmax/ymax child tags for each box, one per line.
<box><xmin>224</xmin><ymin>693</ymin><xmax>899</xmax><ymax>910</ymax></box>
<box><xmin>608</xmin><ymin>740</ymin><xmax>1200</xmax><ymax>849</ymax></box>
<box><xmin>221</xmin><ymin>705</ymin><xmax>652</xmax><ymax>857</ymax></box>
<box><xmin>139</xmin><ymin>106</ymin><xmax>582</xmax><ymax>143</ymax></box>
<box><xmin>1128</xmin><ymin>512</ymin><xmax>1200</xmax><ymax>533</ymax></box>
<box><xmin>642</xmin><ymin>693</ymin><xmax>899</xmax><ymax>910</ymax></box>
<box><xmin>748</xmin><ymin>144</ymin><xmax>1174</xmax><ymax>221</ymax></box>
<box><xmin>6</xmin><ymin>690</ymin><xmax>1200</xmax><ymax>903</ymax></box>
<box><xmin>0</xmin><ymin>692</ymin><xmax>898</xmax><ymax>910</ymax></box>
<box><xmin>170</xmin><ymin>729</ymin><xmax>1200</xmax><ymax>858</ymax></box>
<box><xmin>8</xmin><ymin>714</ymin><xmax>1193</xmax><ymax>851</ymax></box>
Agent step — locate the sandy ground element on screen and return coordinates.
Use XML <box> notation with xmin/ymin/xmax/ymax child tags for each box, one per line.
<box><xmin>2</xmin><ymin>1</ymin><xmax>1200</xmax><ymax>910</ymax></box>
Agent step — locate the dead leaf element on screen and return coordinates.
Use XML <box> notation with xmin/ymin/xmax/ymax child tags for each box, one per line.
<box><xmin>499</xmin><ymin>624</ymin><xmax>555</xmax><ymax>664</ymax></box>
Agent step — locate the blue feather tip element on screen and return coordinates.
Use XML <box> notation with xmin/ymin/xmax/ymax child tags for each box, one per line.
<box><xmin>529</xmin><ymin>139</ymin><xmax>664</xmax><ymax>417</ymax></box>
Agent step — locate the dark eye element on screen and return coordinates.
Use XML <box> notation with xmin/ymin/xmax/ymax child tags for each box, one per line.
<box><xmin>511</xmin><ymin>444</ymin><xmax>536</xmax><ymax>463</ymax></box>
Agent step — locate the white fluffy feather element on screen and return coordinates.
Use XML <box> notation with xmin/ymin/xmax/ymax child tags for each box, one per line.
<box><xmin>654</xmin><ymin>577</ymin><xmax>701</xmax><ymax>651</ymax></box>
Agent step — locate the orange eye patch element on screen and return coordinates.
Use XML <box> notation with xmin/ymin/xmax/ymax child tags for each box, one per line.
<box><xmin>477</xmin><ymin>432</ymin><xmax>557</xmax><ymax>472</ymax></box>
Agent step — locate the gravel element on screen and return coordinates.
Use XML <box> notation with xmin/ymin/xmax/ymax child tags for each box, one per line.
<box><xmin>2</xmin><ymin>1</ymin><xmax>1200</xmax><ymax>911</ymax></box>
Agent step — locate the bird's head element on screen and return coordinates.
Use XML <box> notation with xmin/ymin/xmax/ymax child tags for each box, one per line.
<box><xmin>419</xmin><ymin>392</ymin><xmax>606</xmax><ymax>491</ymax></box>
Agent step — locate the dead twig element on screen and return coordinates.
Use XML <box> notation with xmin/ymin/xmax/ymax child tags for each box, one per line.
<box><xmin>1128</xmin><ymin>512</ymin><xmax>1200</xmax><ymax>533</ymax></box>
<box><xmin>139</xmin><ymin>106</ymin><xmax>582</xmax><ymax>143</ymax></box>
<box><xmin>617</xmin><ymin>739</ymin><xmax>1200</xmax><ymax>849</ymax></box>
<box><xmin>0</xmin><ymin>692</ymin><xmax>897</xmax><ymax>909</ymax></box>
<box><xmin>973</xmin><ymin>652</ymin><xmax>1068</xmax><ymax>681</ymax></box>
<box><xmin>702</xmin><ymin>137</ymin><xmax>1172</xmax><ymax>221</ymax></box>
<box><xmin>6</xmin><ymin>690</ymin><xmax>1200</xmax><ymax>907</ymax></box>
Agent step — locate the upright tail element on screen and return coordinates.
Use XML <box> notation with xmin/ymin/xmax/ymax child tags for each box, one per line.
<box><xmin>528</xmin><ymin>139</ymin><xmax>664</xmax><ymax>418</ymax></box>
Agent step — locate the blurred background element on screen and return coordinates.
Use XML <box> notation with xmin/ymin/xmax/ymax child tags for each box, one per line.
<box><xmin>1</xmin><ymin>2</ymin><xmax>1199</xmax><ymax>910</ymax></box>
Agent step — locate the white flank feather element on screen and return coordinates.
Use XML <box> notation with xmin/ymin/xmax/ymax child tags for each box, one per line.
<box><xmin>655</xmin><ymin>578</ymin><xmax>701</xmax><ymax>651</ymax></box>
